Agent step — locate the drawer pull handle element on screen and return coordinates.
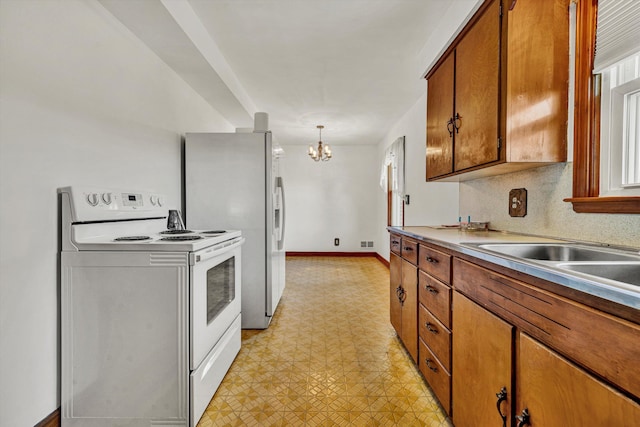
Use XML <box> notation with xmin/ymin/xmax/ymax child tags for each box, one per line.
<box><xmin>424</xmin><ymin>285</ymin><xmax>439</xmax><ymax>294</ymax></box>
<box><xmin>425</xmin><ymin>358</ymin><xmax>438</xmax><ymax>372</ymax></box>
<box><xmin>516</xmin><ymin>408</ymin><xmax>530</xmax><ymax>427</ymax></box>
<box><xmin>426</xmin><ymin>322</ymin><xmax>439</xmax><ymax>334</ymax></box>
<box><xmin>392</xmin><ymin>240</ymin><xmax>400</xmax><ymax>245</ymax></box>
<box><xmin>425</xmin><ymin>256</ymin><xmax>438</xmax><ymax>263</ymax></box>
<box><xmin>496</xmin><ymin>387</ymin><xmax>508</xmax><ymax>427</ymax></box>
<box><xmin>403</xmin><ymin>246</ymin><xmax>413</xmax><ymax>251</ymax></box>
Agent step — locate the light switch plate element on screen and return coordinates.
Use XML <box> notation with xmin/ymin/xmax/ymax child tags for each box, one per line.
<box><xmin>509</xmin><ymin>188</ymin><xmax>527</xmax><ymax>217</ymax></box>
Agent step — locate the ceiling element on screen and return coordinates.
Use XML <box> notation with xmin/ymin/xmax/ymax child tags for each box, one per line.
<box><xmin>99</xmin><ymin>0</ymin><xmax>473</xmax><ymax>147</ymax></box>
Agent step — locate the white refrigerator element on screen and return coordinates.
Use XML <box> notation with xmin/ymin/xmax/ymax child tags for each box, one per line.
<box><xmin>185</xmin><ymin>131</ymin><xmax>285</xmax><ymax>329</ymax></box>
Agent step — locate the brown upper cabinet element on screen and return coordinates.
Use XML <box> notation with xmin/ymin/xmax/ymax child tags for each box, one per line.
<box><xmin>425</xmin><ymin>0</ymin><xmax>569</xmax><ymax>181</ymax></box>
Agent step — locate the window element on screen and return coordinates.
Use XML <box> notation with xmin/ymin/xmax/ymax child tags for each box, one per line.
<box><xmin>599</xmin><ymin>53</ymin><xmax>640</xmax><ymax>196</ymax></box>
<box><xmin>565</xmin><ymin>0</ymin><xmax>640</xmax><ymax>213</ymax></box>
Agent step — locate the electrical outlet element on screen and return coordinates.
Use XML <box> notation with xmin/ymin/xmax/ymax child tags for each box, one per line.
<box><xmin>509</xmin><ymin>188</ymin><xmax>527</xmax><ymax>217</ymax></box>
<box><xmin>334</xmin><ymin>238</ymin><xmax>340</xmax><ymax>246</ymax></box>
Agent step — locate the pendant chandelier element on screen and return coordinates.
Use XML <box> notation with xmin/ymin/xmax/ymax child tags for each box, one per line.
<box><xmin>308</xmin><ymin>125</ymin><xmax>332</xmax><ymax>162</ymax></box>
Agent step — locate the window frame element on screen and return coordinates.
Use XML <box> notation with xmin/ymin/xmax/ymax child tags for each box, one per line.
<box><xmin>564</xmin><ymin>0</ymin><xmax>640</xmax><ymax>213</ymax></box>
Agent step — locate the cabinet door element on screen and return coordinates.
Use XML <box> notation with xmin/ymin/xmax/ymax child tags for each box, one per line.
<box><xmin>454</xmin><ymin>0</ymin><xmax>501</xmax><ymax>171</ymax></box>
<box><xmin>390</xmin><ymin>253</ymin><xmax>402</xmax><ymax>336</ymax></box>
<box><xmin>401</xmin><ymin>259</ymin><xmax>418</xmax><ymax>362</ymax></box>
<box><xmin>452</xmin><ymin>292</ymin><xmax>513</xmax><ymax>427</ymax></box>
<box><xmin>506</xmin><ymin>0</ymin><xmax>568</xmax><ymax>162</ymax></box>
<box><xmin>517</xmin><ymin>333</ymin><xmax>640</xmax><ymax>426</ymax></box>
<box><xmin>426</xmin><ymin>52</ymin><xmax>455</xmax><ymax>179</ymax></box>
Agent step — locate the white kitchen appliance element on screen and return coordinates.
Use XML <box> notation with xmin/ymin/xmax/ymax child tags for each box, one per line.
<box><xmin>59</xmin><ymin>186</ymin><xmax>244</xmax><ymax>427</ymax></box>
<box><xmin>185</xmin><ymin>131</ymin><xmax>285</xmax><ymax>329</ymax></box>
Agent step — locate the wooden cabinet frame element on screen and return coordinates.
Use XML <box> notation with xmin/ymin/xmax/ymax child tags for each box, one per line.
<box><xmin>564</xmin><ymin>0</ymin><xmax>640</xmax><ymax>213</ymax></box>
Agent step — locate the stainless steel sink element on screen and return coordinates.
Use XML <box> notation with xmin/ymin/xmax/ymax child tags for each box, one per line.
<box><xmin>464</xmin><ymin>242</ymin><xmax>640</xmax><ymax>292</ymax></box>
<box><xmin>557</xmin><ymin>263</ymin><xmax>640</xmax><ymax>287</ymax></box>
<box><xmin>474</xmin><ymin>243</ymin><xmax>640</xmax><ymax>262</ymax></box>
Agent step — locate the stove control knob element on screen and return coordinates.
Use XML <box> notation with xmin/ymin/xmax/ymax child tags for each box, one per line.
<box><xmin>86</xmin><ymin>193</ymin><xmax>99</xmax><ymax>206</ymax></box>
<box><xmin>101</xmin><ymin>192</ymin><xmax>113</xmax><ymax>205</ymax></box>
<box><xmin>150</xmin><ymin>195</ymin><xmax>158</xmax><ymax>206</ymax></box>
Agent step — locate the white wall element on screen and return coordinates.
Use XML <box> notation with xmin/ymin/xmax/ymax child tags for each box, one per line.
<box><xmin>0</xmin><ymin>1</ymin><xmax>233</xmax><ymax>425</ymax></box>
<box><xmin>376</xmin><ymin>95</ymin><xmax>460</xmax><ymax>261</ymax></box>
<box><xmin>375</xmin><ymin>0</ymin><xmax>482</xmax><ymax>262</ymax></box>
<box><xmin>279</xmin><ymin>144</ymin><xmax>379</xmax><ymax>252</ymax></box>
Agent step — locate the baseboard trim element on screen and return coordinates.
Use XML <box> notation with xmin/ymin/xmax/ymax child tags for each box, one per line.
<box><xmin>286</xmin><ymin>251</ymin><xmax>389</xmax><ymax>268</ymax></box>
<box><xmin>375</xmin><ymin>253</ymin><xmax>390</xmax><ymax>268</ymax></box>
<box><xmin>35</xmin><ymin>408</ymin><xmax>60</xmax><ymax>427</ymax></box>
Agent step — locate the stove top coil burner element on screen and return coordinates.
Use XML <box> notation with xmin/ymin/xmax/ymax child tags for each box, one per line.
<box><xmin>114</xmin><ymin>236</ymin><xmax>152</xmax><ymax>241</ymax></box>
<box><xmin>201</xmin><ymin>230</ymin><xmax>227</xmax><ymax>235</ymax></box>
<box><xmin>159</xmin><ymin>235</ymin><xmax>204</xmax><ymax>241</ymax></box>
<box><xmin>160</xmin><ymin>229</ymin><xmax>193</xmax><ymax>235</ymax></box>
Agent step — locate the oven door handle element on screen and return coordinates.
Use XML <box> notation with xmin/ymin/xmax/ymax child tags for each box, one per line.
<box><xmin>191</xmin><ymin>237</ymin><xmax>245</xmax><ymax>265</ymax></box>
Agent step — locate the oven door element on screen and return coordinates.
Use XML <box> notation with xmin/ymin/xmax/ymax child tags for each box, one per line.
<box><xmin>190</xmin><ymin>237</ymin><xmax>244</xmax><ymax>370</ymax></box>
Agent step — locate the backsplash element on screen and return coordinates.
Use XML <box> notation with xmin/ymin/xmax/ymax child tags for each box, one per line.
<box><xmin>459</xmin><ymin>163</ymin><xmax>640</xmax><ymax>248</ymax></box>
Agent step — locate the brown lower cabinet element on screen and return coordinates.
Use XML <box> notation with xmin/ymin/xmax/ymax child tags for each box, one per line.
<box><xmin>389</xmin><ymin>232</ymin><xmax>639</xmax><ymax>426</ymax></box>
<box><xmin>389</xmin><ymin>252</ymin><xmax>418</xmax><ymax>362</ymax></box>
<box><xmin>452</xmin><ymin>291</ymin><xmax>640</xmax><ymax>427</ymax></box>
<box><xmin>517</xmin><ymin>334</ymin><xmax>640</xmax><ymax>426</ymax></box>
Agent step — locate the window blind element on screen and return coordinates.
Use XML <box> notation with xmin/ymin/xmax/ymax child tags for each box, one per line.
<box><xmin>593</xmin><ymin>0</ymin><xmax>640</xmax><ymax>72</ymax></box>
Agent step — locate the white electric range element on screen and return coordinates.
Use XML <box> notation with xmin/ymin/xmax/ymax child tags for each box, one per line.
<box><xmin>59</xmin><ymin>186</ymin><xmax>243</xmax><ymax>427</ymax></box>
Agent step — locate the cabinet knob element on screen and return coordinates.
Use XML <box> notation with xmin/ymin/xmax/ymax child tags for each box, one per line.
<box><xmin>516</xmin><ymin>408</ymin><xmax>530</xmax><ymax>427</ymax></box>
<box><xmin>496</xmin><ymin>387</ymin><xmax>508</xmax><ymax>427</ymax></box>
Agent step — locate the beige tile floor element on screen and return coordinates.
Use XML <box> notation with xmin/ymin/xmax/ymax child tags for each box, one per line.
<box><xmin>197</xmin><ymin>256</ymin><xmax>452</xmax><ymax>426</ymax></box>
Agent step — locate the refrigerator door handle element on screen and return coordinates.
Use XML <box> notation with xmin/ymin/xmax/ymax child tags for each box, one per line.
<box><xmin>276</xmin><ymin>177</ymin><xmax>285</xmax><ymax>250</ymax></box>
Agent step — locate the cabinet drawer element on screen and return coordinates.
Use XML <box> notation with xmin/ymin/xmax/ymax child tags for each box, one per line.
<box><xmin>401</xmin><ymin>239</ymin><xmax>418</xmax><ymax>265</ymax></box>
<box><xmin>418</xmin><ymin>245</ymin><xmax>451</xmax><ymax>283</ymax></box>
<box><xmin>419</xmin><ymin>304</ymin><xmax>451</xmax><ymax>371</ymax></box>
<box><xmin>418</xmin><ymin>270</ymin><xmax>451</xmax><ymax>329</ymax></box>
<box><xmin>390</xmin><ymin>234</ymin><xmax>401</xmax><ymax>255</ymax></box>
<box><xmin>453</xmin><ymin>258</ymin><xmax>640</xmax><ymax>399</ymax></box>
<box><xmin>419</xmin><ymin>338</ymin><xmax>451</xmax><ymax>415</ymax></box>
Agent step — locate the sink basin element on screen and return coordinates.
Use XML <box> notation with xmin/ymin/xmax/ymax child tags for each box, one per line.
<box><xmin>474</xmin><ymin>243</ymin><xmax>640</xmax><ymax>262</ymax></box>
<box><xmin>558</xmin><ymin>263</ymin><xmax>640</xmax><ymax>287</ymax></box>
